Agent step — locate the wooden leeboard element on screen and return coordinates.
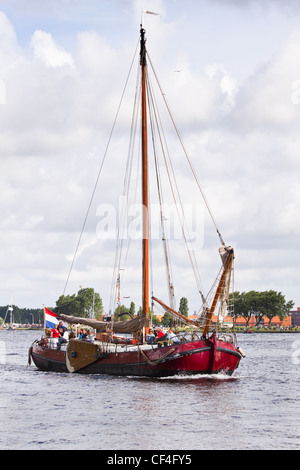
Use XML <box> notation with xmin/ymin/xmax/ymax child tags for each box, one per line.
<box><xmin>66</xmin><ymin>339</ymin><xmax>100</xmax><ymax>373</ymax></box>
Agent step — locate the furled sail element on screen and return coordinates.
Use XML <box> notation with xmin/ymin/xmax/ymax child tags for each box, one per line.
<box><xmin>57</xmin><ymin>313</ymin><xmax>149</xmax><ymax>333</ymax></box>
<box><xmin>217</xmin><ymin>245</ymin><xmax>234</xmax><ymax>322</ymax></box>
<box><xmin>196</xmin><ymin>245</ymin><xmax>234</xmax><ymax>334</ymax></box>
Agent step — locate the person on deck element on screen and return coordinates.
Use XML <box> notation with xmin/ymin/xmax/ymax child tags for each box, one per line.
<box><xmin>146</xmin><ymin>328</ymin><xmax>155</xmax><ymax>344</ymax></box>
<box><xmin>168</xmin><ymin>328</ymin><xmax>181</xmax><ymax>345</ymax></box>
<box><xmin>78</xmin><ymin>329</ymin><xmax>88</xmax><ymax>340</ymax></box>
<box><xmin>86</xmin><ymin>330</ymin><xmax>94</xmax><ymax>342</ymax></box>
<box><xmin>156</xmin><ymin>328</ymin><xmax>166</xmax><ymax>340</ymax></box>
<box><xmin>57</xmin><ymin>321</ymin><xmax>68</xmax><ymax>350</ymax></box>
<box><xmin>155</xmin><ymin>328</ymin><xmax>168</xmax><ymax>346</ymax></box>
<box><xmin>78</xmin><ymin>329</ymin><xmax>83</xmax><ymax>339</ymax></box>
<box><xmin>58</xmin><ymin>321</ymin><xmax>67</xmax><ymax>336</ymax></box>
<box><xmin>50</xmin><ymin>324</ymin><xmax>60</xmax><ymax>349</ymax></box>
<box><xmin>82</xmin><ymin>329</ymin><xmax>88</xmax><ymax>340</ymax></box>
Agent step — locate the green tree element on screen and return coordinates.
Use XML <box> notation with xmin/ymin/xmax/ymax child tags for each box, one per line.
<box><xmin>151</xmin><ymin>315</ymin><xmax>160</xmax><ymax>326</ymax></box>
<box><xmin>161</xmin><ymin>312</ymin><xmax>172</xmax><ymax>327</ymax></box>
<box><xmin>178</xmin><ymin>297</ymin><xmax>189</xmax><ymax>318</ymax></box>
<box><xmin>56</xmin><ymin>294</ymin><xmax>77</xmax><ymax>316</ymax></box>
<box><xmin>259</xmin><ymin>290</ymin><xmax>294</xmax><ymax>326</ymax></box>
<box><xmin>230</xmin><ymin>291</ymin><xmax>251</xmax><ymax>325</ymax></box>
<box><xmin>129</xmin><ymin>301</ymin><xmax>135</xmax><ymax>317</ymax></box>
<box><xmin>76</xmin><ymin>288</ymin><xmax>103</xmax><ymax>319</ymax></box>
<box><xmin>137</xmin><ymin>306</ymin><xmax>143</xmax><ymax>316</ymax></box>
<box><xmin>114</xmin><ymin>304</ymin><xmax>131</xmax><ymax>321</ymax></box>
<box><xmin>230</xmin><ymin>290</ymin><xmax>294</xmax><ymax>326</ymax></box>
<box><xmin>56</xmin><ymin>288</ymin><xmax>103</xmax><ymax>319</ymax></box>
<box><xmin>247</xmin><ymin>290</ymin><xmax>263</xmax><ymax>325</ymax></box>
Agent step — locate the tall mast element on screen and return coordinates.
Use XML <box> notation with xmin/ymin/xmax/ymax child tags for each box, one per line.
<box><xmin>140</xmin><ymin>27</ymin><xmax>149</xmax><ymax>318</ymax></box>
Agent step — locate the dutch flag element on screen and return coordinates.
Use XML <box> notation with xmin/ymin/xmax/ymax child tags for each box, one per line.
<box><xmin>44</xmin><ymin>307</ymin><xmax>58</xmax><ymax>329</ymax></box>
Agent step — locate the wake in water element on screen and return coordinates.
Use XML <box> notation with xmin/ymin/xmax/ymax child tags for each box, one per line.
<box><xmin>159</xmin><ymin>372</ymin><xmax>238</xmax><ymax>382</ymax></box>
<box><xmin>125</xmin><ymin>372</ymin><xmax>239</xmax><ymax>384</ymax></box>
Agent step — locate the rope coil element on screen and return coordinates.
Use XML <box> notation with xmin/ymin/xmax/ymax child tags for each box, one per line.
<box><xmin>139</xmin><ymin>346</ymin><xmax>176</xmax><ymax>366</ymax></box>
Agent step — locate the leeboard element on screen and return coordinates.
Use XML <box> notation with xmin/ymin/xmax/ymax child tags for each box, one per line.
<box><xmin>66</xmin><ymin>339</ymin><xmax>100</xmax><ymax>373</ymax></box>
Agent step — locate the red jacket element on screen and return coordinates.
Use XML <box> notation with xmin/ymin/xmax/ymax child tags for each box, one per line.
<box><xmin>52</xmin><ymin>328</ymin><xmax>60</xmax><ymax>338</ymax></box>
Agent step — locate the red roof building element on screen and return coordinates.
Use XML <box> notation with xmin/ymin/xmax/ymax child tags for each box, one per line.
<box><xmin>154</xmin><ymin>309</ymin><xmax>297</xmax><ymax>328</ymax></box>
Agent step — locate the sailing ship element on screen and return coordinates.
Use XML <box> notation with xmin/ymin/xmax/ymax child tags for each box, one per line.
<box><xmin>4</xmin><ymin>304</ymin><xmax>16</xmax><ymax>330</ymax></box>
<box><xmin>29</xmin><ymin>24</ymin><xmax>244</xmax><ymax>377</ymax></box>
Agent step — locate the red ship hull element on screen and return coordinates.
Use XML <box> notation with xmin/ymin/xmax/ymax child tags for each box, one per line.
<box><xmin>29</xmin><ymin>336</ymin><xmax>242</xmax><ymax>377</ymax></box>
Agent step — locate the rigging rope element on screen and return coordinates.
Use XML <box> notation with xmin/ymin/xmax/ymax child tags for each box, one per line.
<box><xmin>147</xmin><ymin>53</ymin><xmax>226</xmax><ymax>248</ymax></box>
<box><xmin>109</xmin><ymin>62</ymin><xmax>142</xmax><ymax>317</ymax></box>
<box><xmin>139</xmin><ymin>346</ymin><xmax>176</xmax><ymax>366</ymax></box>
<box><xmin>62</xmin><ymin>31</ymin><xmax>228</xmax><ymax>326</ymax></box>
<box><xmin>63</xmin><ymin>39</ymin><xmax>140</xmax><ymax>297</ymax></box>
<box><xmin>146</xmin><ymin>71</ymin><xmax>176</xmax><ymax>309</ymax></box>
<box><xmin>145</xmin><ymin>66</ymin><xmax>205</xmax><ymax>302</ymax></box>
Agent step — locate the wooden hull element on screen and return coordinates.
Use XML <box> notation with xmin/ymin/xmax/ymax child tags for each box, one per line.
<box><xmin>29</xmin><ymin>336</ymin><xmax>242</xmax><ymax>377</ymax></box>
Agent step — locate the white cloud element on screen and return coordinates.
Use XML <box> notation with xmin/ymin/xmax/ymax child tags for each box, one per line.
<box><xmin>205</xmin><ymin>64</ymin><xmax>238</xmax><ymax>111</ymax></box>
<box><xmin>0</xmin><ymin>10</ymin><xmax>18</xmax><ymax>55</ymax></box>
<box><xmin>0</xmin><ymin>10</ymin><xmax>21</xmax><ymax>81</ymax></box>
<box><xmin>31</xmin><ymin>29</ymin><xmax>74</xmax><ymax>68</ymax></box>
<box><xmin>0</xmin><ymin>2</ymin><xmax>300</xmax><ymax>311</ymax></box>
<box><xmin>233</xmin><ymin>29</ymin><xmax>300</xmax><ymax>128</ymax></box>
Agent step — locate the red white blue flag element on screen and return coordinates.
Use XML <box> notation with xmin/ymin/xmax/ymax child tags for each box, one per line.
<box><xmin>44</xmin><ymin>307</ymin><xmax>58</xmax><ymax>329</ymax></box>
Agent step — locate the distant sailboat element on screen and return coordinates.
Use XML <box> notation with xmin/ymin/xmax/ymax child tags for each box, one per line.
<box><xmin>4</xmin><ymin>304</ymin><xmax>16</xmax><ymax>330</ymax></box>
<box><xmin>29</xmin><ymin>24</ymin><xmax>244</xmax><ymax>377</ymax></box>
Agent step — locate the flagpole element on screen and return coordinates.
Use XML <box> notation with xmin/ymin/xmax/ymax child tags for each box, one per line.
<box><xmin>43</xmin><ymin>304</ymin><xmax>45</xmax><ymax>334</ymax></box>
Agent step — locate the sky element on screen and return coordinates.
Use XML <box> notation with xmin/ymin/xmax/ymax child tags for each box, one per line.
<box><xmin>0</xmin><ymin>0</ymin><xmax>300</xmax><ymax>315</ymax></box>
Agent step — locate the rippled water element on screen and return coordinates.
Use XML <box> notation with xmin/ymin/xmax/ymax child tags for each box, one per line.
<box><xmin>0</xmin><ymin>330</ymin><xmax>299</xmax><ymax>450</ymax></box>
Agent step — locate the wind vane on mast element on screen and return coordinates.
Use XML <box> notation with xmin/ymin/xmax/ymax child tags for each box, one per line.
<box><xmin>141</xmin><ymin>9</ymin><xmax>161</xmax><ymax>26</ymax></box>
<box><xmin>142</xmin><ymin>9</ymin><xmax>161</xmax><ymax>16</ymax></box>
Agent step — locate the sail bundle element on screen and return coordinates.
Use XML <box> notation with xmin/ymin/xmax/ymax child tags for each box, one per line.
<box><xmin>57</xmin><ymin>313</ymin><xmax>149</xmax><ymax>333</ymax></box>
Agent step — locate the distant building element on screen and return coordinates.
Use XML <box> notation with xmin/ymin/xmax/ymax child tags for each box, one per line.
<box><xmin>188</xmin><ymin>313</ymin><xmax>292</xmax><ymax>327</ymax></box>
<box><xmin>155</xmin><ymin>309</ymin><xmax>299</xmax><ymax>328</ymax></box>
<box><xmin>291</xmin><ymin>308</ymin><xmax>300</xmax><ymax>327</ymax></box>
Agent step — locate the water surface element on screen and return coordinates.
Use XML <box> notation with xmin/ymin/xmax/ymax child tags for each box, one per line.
<box><xmin>0</xmin><ymin>330</ymin><xmax>299</xmax><ymax>450</ymax></box>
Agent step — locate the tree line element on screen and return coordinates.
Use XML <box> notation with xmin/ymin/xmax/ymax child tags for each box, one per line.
<box><xmin>0</xmin><ymin>288</ymin><xmax>189</xmax><ymax>327</ymax></box>
<box><xmin>230</xmin><ymin>290</ymin><xmax>294</xmax><ymax>326</ymax></box>
<box><xmin>55</xmin><ymin>288</ymin><xmax>189</xmax><ymax>327</ymax></box>
<box><xmin>0</xmin><ymin>288</ymin><xmax>294</xmax><ymax>328</ymax></box>
<box><xmin>0</xmin><ymin>306</ymin><xmax>43</xmax><ymax>325</ymax></box>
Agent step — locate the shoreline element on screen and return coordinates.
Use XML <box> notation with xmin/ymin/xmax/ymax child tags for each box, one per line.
<box><xmin>1</xmin><ymin>326</ymin><xmax>299</xmax><ymax>334</ymax></box>
<box><xmin>222</xmin><ymin>327</ymin><xmax>300</xmax><ymax>334</ymax></box>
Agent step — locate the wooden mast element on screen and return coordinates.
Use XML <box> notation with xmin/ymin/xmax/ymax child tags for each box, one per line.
<box><xmin>202</xmin><ymin>247</ymin><xmax>234</xmax><ymax>338</ymax></box>
<box><xmin>140</xmin><ymin>27</ymin><xmax>149</xmax><ymax>318</ymax></box>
